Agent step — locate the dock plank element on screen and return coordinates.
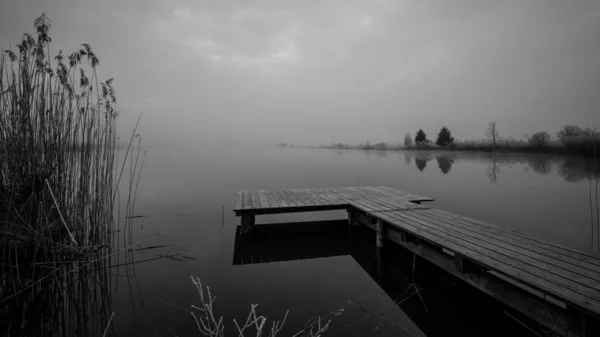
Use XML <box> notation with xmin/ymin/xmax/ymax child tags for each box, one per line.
<box><xmin>346</xmin><ymin>187</ymin><xmax>426</xmax><ymax>211</ymax></box>
<box><xmin>414</xmin><ymin>209</ymin><xmax>600</xmax><ymax>276</ymax></box>
<box><xmin>234</xmin><ymin>191</ymin><xmax>243</xmax><ymax>211</ymax></box>
<box><xmin>329</xmin><ymin>188</ymin><xmax>376</xmax><ymax>212</ymax></box>
<box><xmin>306</xmin><ymin>189</ymin><xmax>332</xmax><ymax>205</ymax></box>
<box><xmin>293</xmin><ymin>189</ymin><xmax>316</xmax><ymax>206</ymax></box>
<box><xmin>257</xmin><ymin>190</ymin><xmax>270</xmax><ymax>208</ymax></box>
<box><xmin>374</xmin><ymin>186</ymin><xmax>435</xmax><ymax>202</ymax></box>
<box><xmin>358</xmin><ymin>187</ymin><xmax>428</xmax><ymax>207</ymax></box>
<box><xmin>242</xmin><ymin>192</ymin><xmax>252</xmax><ymax>210</ymax></box>
<box><xmin>283</xmin><ymin>189</ymin><xmax>305</xmax><ymax>206</ymax></box>
<box><xmin>428</xmin><ymin>208</ymin><xmax>600</xmax><ymax>269</ymax></box>
<box><xmin>272</xmin><ymin>190</ymin><xmax>289</xmax><ymax>207</ymax></box>
<box><xmin>265</xmin><ymin>190</ymin><xmax>279</xmax><ymax>207</ymax></box>
<box><xmin>250</xmin><ymin>191</ymin><xmax>261</xmax><ymax>208</ymax></box>
<box><xmin>279</xmin><ymin>190</ymin><xmax>297</xmax><ymax>207</ymax></box>
<box><xmin>314</xmin><ymin>188</ymin><xmax>343</xmax><ymax>205</ymax></box>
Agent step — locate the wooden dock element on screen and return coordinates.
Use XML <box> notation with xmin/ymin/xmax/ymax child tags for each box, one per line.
<box><xmin>233</xmin><ymin>186</ymin><xmax>600</xmax><ymax>336</ymax></box>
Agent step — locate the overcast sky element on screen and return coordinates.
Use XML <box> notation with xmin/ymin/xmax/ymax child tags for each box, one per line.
<box><xmin>1</xmin><ymin>0</ymin><xmax>599</xmax><ymax>146</ymax></box>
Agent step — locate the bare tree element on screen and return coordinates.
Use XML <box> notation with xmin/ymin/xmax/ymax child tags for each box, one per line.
<box><xmin>485</xmin><ymin>121</ymin><xmax>499</xmax><ymax>152</ymax></box>
<box><xmin>528</xmin><ymin>132</ymin><xmax>551</xmax><ymax>148</ymax></box>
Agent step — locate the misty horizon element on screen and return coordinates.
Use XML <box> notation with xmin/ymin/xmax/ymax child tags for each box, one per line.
<box><xmin>1</xmin><ymin>0</ymin><xmax>599</xmax><ymax>147</ymax></box>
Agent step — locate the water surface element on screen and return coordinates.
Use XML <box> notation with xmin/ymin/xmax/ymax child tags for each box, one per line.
<box><xmin>112</xmin><ymin>145</ymin><xmax>600</xmax><ymax>336</ymax></box>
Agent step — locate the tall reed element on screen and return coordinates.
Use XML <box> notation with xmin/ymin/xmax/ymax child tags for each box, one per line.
<box><xmin>0</xmin><ymin>13</ymin><xmax>135</xmax><ymax>336</ymax></box>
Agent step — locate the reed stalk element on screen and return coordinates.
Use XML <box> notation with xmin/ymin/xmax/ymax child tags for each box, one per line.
<box><xmin>0</xmin><ymin>13</ymin><xmax>140</xmax><ymax>336</ymax></box>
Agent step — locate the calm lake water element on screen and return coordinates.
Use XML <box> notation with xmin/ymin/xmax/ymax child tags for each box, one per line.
<box><xmin>112</xmin><ymin>144</ymin><xmax>600</xmax><ymax>337</ymax></box>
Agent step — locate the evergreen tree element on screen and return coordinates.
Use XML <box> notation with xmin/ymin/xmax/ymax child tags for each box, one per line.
<box><xmin>414</xmin><ymin>129</ymin><xmax>427</xmax><ymax>143</ymax></box>
<box><xmin>436</xmin><ymin>127</ymin><xmax>454</xmax><ymax>146</ymax></box>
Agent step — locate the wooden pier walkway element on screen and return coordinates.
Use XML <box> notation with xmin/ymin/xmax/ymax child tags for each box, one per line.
<box><xmin>233</xmin><ymin>186</ymin><xmax>600</xmax><ymax>336</ymax></box>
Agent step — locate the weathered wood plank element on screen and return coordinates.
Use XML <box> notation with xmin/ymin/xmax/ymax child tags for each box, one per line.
<box><xmin>283</xmin><ymin>189</ymin><xmax>305</xmax><ymax>206</ymax></box>
<box><xmin>354</xmin><ymin>187</ymin><xmax>427</xmax><ymax>210</ymax></box>
<box><xmin>347</xmin><ymin>187</ymin><xmax>425</xmax><ymax>211</ymax></box>
<box><xmin>293</xmin><ymin>189</ymin><xmax>316</xmax><ymax>206</ymax></box>
<box><xmin>287</xmin><ymin>189</ymin><xmax>306</xmax><ymax>206</ymax></box>
<box><xmin>306</xmin><ymin>189</ymin><xmax>332</xmax><ymax>205</ymax></box>
<box><xmin>414</xmin><ymin>209</ymin><xmax>600</xmax><ymax>278</ymax></box>
<box><xmin>374</xmin><ymin>186</ymin><xmax>434</xmax><ymax>202</ymax></box>
<box><xmin>272</xmin><ymin>190</ymin><xmax>289</xmax><ymax>207</ymax></box>
<box><xmin>362</xmin><ymin>186</ymin><xmax>420</xmax><ymax>204</ymax></box>
<box><xmin>257</xmin><ymin>190</ymin><xmax>270</xmax><ymax>208</ymax></box>
<box><xmin>243</xmin><ymin>191</ymin><xmax>252</xmax><ymax>210</ymax></box>
<box><xmin>303</xmin><ymin>189</ymin><xmax>323</xmax><ymax>205</ymax></box>
<box><xmin>265</xmin><ymin>190</ymin><xmax>279</xmax><ymax>207</ymax></box>
<box><xmin>378</xmin><ymin>211</ymin><xmax>600</xmax><ymax>314</ymax></box>
<box><xmin>314</xmin><ymin>188</ymin><xmax>342</xmax><ymax>205</ymax></box>
<box><xmin>329</xmin><ymin>188</ymin><xmax>378</xmax><ymax>212</ymax></box>
<box><xmin>250</xmin><ymin>191</ymin><xmax>261</xmax><ymax>208</ymax></box>
<box><xmin>279</xmin><ymin>190</ymin><xmax>297</xmax><ymax>206</ymax></box>
<box><xmin>428</xmin><ymin>208</ymin><xmax>600</xmax><ymax>270</ymax></box>
<box><xmin>234</xmin><ymin>191</ymin><xmax>243</xmax><ymax>210</ymax></box>
<box><xmin>344</xmin><ymin>187</ymin><xmax>388</xmax><ymax>211</ymax></box>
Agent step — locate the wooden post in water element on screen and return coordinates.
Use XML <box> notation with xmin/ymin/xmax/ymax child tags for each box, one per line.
<box><xmin>376</xmin><ymin>245</ymin><xmax>385</xmax><ymax>280</ymax></box>
<box><xmin>376</xmin><ymin>219</ymin><xmax>385</xmax><ymax>248</ymax></box>
<box><xmin>241</xmin><ymin>213</ymin><xmax>255</xmax><ymax>234</ymax></box>
<box><xmin>347</xmin><ymin>209</ymin><xmax>359</xmax><ymax>226</ymax></box>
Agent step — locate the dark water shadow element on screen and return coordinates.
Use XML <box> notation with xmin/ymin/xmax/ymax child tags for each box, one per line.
<box><xmin>232</xmin><ymin>221</ymin><xmax>539</xmax><ymax>337</ymax></box>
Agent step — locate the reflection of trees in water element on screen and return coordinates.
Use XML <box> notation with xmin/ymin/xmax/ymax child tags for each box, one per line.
<box><xmin>486</xmin><ymin>155</ymin><xmax>500</xmax><ymax>184</ymax></box>
<box><xmin>403</xmin><ymin>152</ymin><xmax>414</xmax><ymax>166</ymax></box>
<box><xmin>403</xmin><ymin>151</ymin><xmax>600</xmax><ymax>186</ymax></box>
<box><xmin>436</xmin><ymin>155</ymin><xmax>454</xmax><ymax>174</ymax></box>
<box><xmin>363</xmin><ymin>150</ymin><xmax>388</xmax><ymax>159</ymax></box>
<box><xmin>557</xmin><ymin>157</ymin><xmax>600</xmax><ymax>183</ymax></box>
<box><xmin>372</xmin><ymin>150</ymin><xmax>388</xmax><ymax>158</ymax></box>
<box><xmin>415</xmin><ymin>156</ymin><xmax>430</xmax><ymax>172</ymax></box>
<box><xmin>526</xmin><ymin>157</ymin><xmax>552</xmax><ymax>175</ymax></box>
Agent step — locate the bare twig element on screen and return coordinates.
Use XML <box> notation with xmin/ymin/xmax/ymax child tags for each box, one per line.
<box><xmin>102</xmin><ymin>312</ymin><xmax>115</xmax><ymax>337</ymax></box>
<box><xmin>45</xmin><ymin>179</ymin><xmax>77</xmax><ymax>246</ymax></box>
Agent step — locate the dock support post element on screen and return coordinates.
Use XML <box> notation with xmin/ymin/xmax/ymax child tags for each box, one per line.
<box><xmin>376</xmin><ymin>219</ymin><xmax>385</xmax><ymax>248</ymax></box>
<box><xmin>348</xmin><ymin>209</ymin><xmax>359</xmax><ymax>226</ymax></box>
<box><xmin>376</xmin><ymin>246</ymin><xmax>385</xmax><ymax>280</ymax></box>
<box><xmin>241</xmin><ymin>213</ymin><xmax>255</xmax><ymax>235</ymax></box>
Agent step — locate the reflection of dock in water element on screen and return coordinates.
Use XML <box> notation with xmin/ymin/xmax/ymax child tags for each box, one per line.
<box><xmin>232</xmin><ymin>222</ymin><xmax>546</xmax><ymax>336</ymax></box>
<box><xmin>232</xmin><ymin>220</ymin><xmax>350</xmax><ymax>265</ymax></box>
<box><xmin>232</xmin><ymin>186</ymin><xmax>600</xmax><ymax>336</ymax></box>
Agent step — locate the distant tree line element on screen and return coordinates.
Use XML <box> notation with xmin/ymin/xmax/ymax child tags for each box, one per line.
<box><xmin>402</xmin><ymin>122</ymin><xmax>599</xmax><ymax>157</ymax></box>
<box><xmin>312</xmin><ymin>122</ymin><xmax>598</xmax><ymax>157</ymax></box>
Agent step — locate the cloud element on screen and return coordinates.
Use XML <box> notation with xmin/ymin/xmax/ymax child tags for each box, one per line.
<box><xmin>173</xmin><ymin>7</ymin><xmax>192</xmax><ymax>21</ymax></box>
<box><xmin>149</xmin><ymin>0</ymin><xmax>406</xmax><ymax>75</ymax></box>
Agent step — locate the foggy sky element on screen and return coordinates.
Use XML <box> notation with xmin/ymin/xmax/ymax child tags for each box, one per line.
<box><xmin>1</xmin><ymin>0</ymin><xmax>599</xmax><ymax>146</ymax></box>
